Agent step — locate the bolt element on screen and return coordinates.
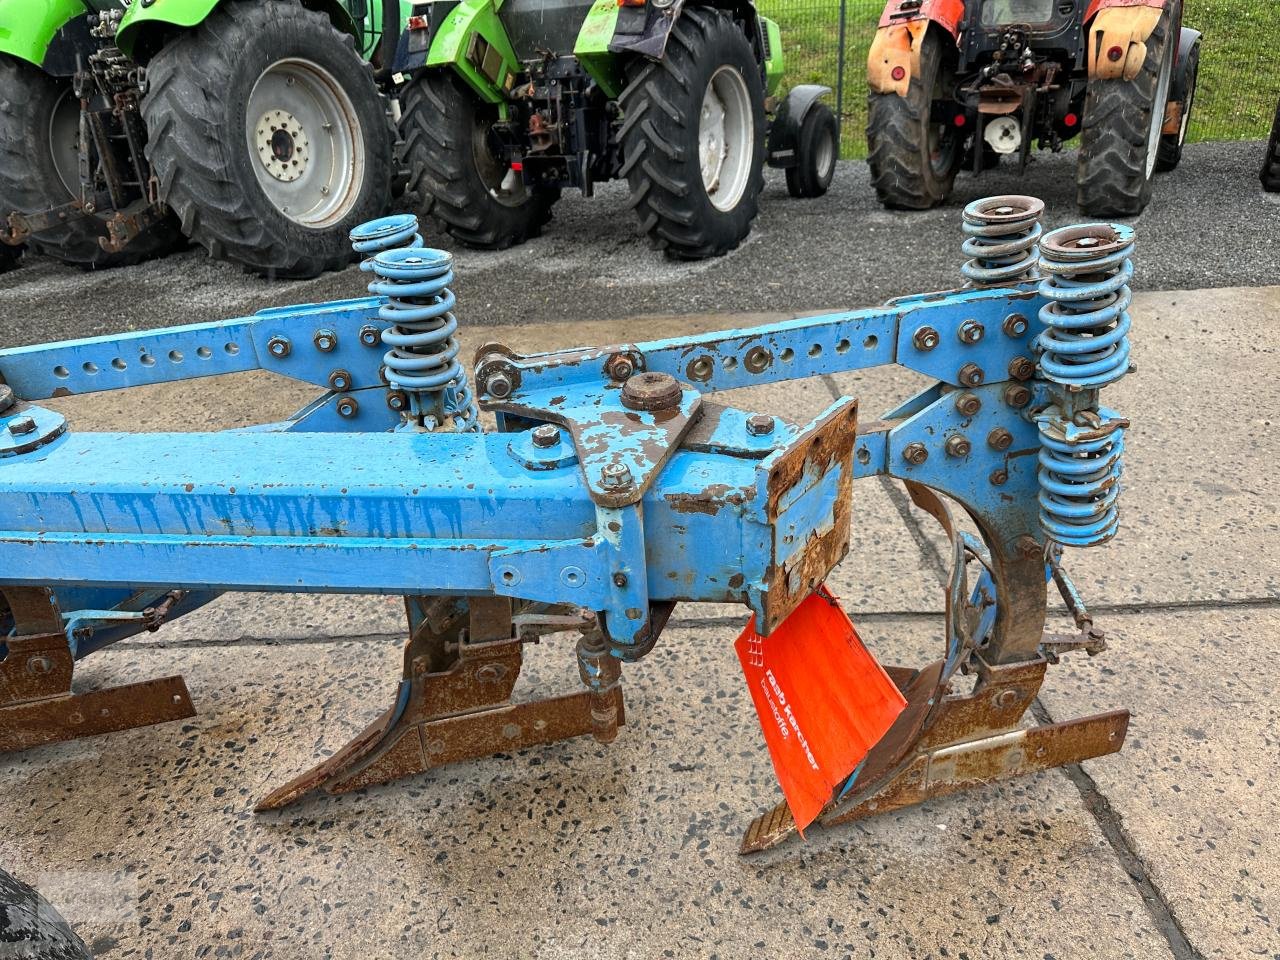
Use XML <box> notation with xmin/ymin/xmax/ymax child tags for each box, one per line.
<box><xmin>988</xmin><ymin>427</ymin><xmax>1014</xmax><ymax>450</ymax></box>
<box><xmin>267</xmin><ymin>336</ymin><xmax>291</xmax><ymax>358</ymax></box>
<box><xmin>1017</xmin><ymin>534</ymin><xmax>1042</xmax><ymax>560</ymax></box>
<box><xmin>359</xmin><ymin>325</ymin><xmax>381</xmax><ymax>347</ymax></box>
<box><xmin>957</xmin><ymin>319</ymin><xmax>985</xmax><ymax>344</ymax></box>
<box><xmin>994</xmin><ymin>688</ymin><xmax>1020</xmax><ymax>709</ymax></box>
<box><xmin>336</xmin><ymin>397</ymin><xmax>359</xmax><ymax>419</ymax></box>
<box><xmin>912</xmin><ymin>326</ymin><xmax>940</xmax><ymax>351</ymax></box>
<box><xmin>7</xmin><ymin>415</ymin><xmax>36</xmax><ymax>436</ymax></box>
<box><xmin>328</xmin><ymin>369</ymin><xmax>352</xmax><ymax>392</ymax></box>
<box><xmin>1002</xmin><ymin>313</ymin><xmax>1029</xmax><ymax>337</ymax></box>
<box><xmin>1004</xmin><ymin>383</ymin><xmax>1032</xmax><ymax>408</ymax></box>
<box><xmin>1008</xmin><ymin>356</ymin><xmax>1036</xmax><ymax>381</ymax></box>
<box><xmin>612</xmin><ymin>572</ymin><xmax>628</xmax><ymax>587</ymax></box>
<box><xmin>955</xmin><ymin>393</ymin><xmax>982</xmax><ymax>417</ymax></box>
<box><xmin>386</xmin><ymin>391</ymin><xmax>408</xmax><ymax>412</ymax></box>
<box><xmin>989</xmin><ymin>468</ymin><xmax>1008</xmax><ymax>486</ymax></box>
<box><xmin>313</xmin><ymin>329</ymin><xmax>337</xmax><ymax>352</ymax></box>
<box><xmin>958</xmin><ymin>362</ymin><xmax>985</xmax><ymax>386</ymax></box>
<box><xmin>621</xmin><ymin>371</ymin><xmax>682</xmax><ymax>411</ymax></box>
<box><xmin>744</xmin><ymin>346</ymin><xmax>772</xmax><ymax>374</ymax></box>
<box><xmin>486</xmin><ymin>372</ymin><xmax>513</xmax><ymax>399</ymax></box>
<box><xmin>600</xmin><ymin>462</ymin><xmax>634</xmax><ymax>490</ymax></box>
<box><xmin>945</xmin><ymin>434</ymin><xmax>972</xmax><ymax>458</ymax></box>
<box><xmin>25</xmin><ymin>655</ymin><xmax>53</xmax><ymax>676</ymax></box>
<box><xmin>687</xmin><ymin>355</ymin><xmax>714</xmax><ymax>382</ymax></box>
<box><xmin>902</xmin><ymin>442</ymin><xmax>929</xmax><ymax>465</ymax></box>
<box><xmin>532</xmin><ymin>424</ymin><xmax>561</xmax><ymax>448</ymax></box>
<box><xmin>746</xmin><ymin>413</ymin><xmax>775</xmax><ymax>437</ymax></box>
<box><xmin>606</xmin><ymin>355</ymin><xmax>635</xmax><ymax>382</ymax></box>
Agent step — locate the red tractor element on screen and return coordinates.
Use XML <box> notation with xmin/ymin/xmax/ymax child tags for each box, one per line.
<box><xmin>865</xmin><ymin>0</ymin><xmax>1199</xmax><ymax>215</ymax></box>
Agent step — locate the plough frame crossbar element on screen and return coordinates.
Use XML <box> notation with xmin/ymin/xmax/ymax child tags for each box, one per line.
<box><xmin>0</xmin><ymin>199</ymin><xmax>1137</xmax><ymax>851</ymax></box>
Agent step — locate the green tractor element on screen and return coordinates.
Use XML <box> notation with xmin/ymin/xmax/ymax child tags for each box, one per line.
<box><xmin>0</xmin><ymin>0</ymin><xmax>403</xmax><ymax>275</ymax></box>
<box><xmin>386</xmin><ymin>0</ymin><xmax>837</xmax><ymax>259</ymax></box>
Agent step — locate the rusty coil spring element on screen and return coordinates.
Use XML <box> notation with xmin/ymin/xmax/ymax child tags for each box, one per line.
<box><xmin>960</xmin><ymin>195</ymin><xmax>1044</xmax><ymax>286</ymax></box>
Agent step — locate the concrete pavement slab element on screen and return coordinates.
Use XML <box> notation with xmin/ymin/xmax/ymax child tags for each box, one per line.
<box><xmin>1038</xmin><ymin>606</ymin><xmax>1280</xmax><ymax>960</ymax></box>
<box><xmin>2</xmin><ymin>616</ymin><xmax>1174</xmax><ymax>960</ymax></box>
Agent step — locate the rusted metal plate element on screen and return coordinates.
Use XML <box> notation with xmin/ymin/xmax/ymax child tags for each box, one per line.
<box><xmin>760</xmin><ymin>399</ymin><xmax>858</xmax><ymax>633</ymax></box>
<box><xmin>823</xmin><ymin>709</ymin><xmax>1130</xmax><ymax>825</ymax></box>
<box><xmin>0</xmin><ymin>675</ymin><xmax>195</xmax><ymax>753</ymax></box>
<box><xmin>0</xmin><ymin>633</ymin><xmax>74</xmax><ymax>706</ymax></box>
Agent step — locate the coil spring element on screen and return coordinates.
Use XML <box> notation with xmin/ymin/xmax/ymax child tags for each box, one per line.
<box><xmin>1036</xmin><ymin>223</ymin><xmax>1134</xmax><ymax>389</ymax></box>
<box><xmin>349</xmin><ymin>214</ymin><xmax>423</xmax><ymax>272</ymax></box>
<box><xmin>1037</xmin><ymin>408</ymin><xmax>1127</xmax><ymax>547</ymax></box>
<box><xmin>960</xmin><ymin>195</ymin><xmax>1044</xmax><ymax>286</ymax></box>
<box><xmin>368</xmin><ymin>246</ymin><xmax>479</xmax><ymax>432</ymax></box>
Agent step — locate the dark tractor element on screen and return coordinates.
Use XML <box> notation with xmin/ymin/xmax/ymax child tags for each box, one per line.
<box><xmin>865</xmin><ymin>0</ymin><xmax>1200</xmax><ymax>216</ymax></box>
<box><xmin>1263</xmin><ymin>98</ymin><xmax>1280</xmax><ymax>193</ymax></box>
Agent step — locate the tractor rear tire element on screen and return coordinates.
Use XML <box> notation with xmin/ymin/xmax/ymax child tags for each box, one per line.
<box><xmin>399</xmin><ymin>70</ymin><xmax>556</xmax><ymax>249</ymax></box>
<box><xmin>0</xmin><ymin>55</ymin><xmax>181</xmax><ymax>270</ymax></box>
<box><xmin>1155</xmin><ymin>34</ymin><xmax>1198</xmax><ymax>173</ymax></box>
<box><xmin>865</xmin><ymin>30</ymin><xmax>960</xmax><ymax>210</ymax></box>
<box><xmin>618</xmin><ymin>7</ymin><xmax>766</xmax><ymax>259</ymax></box>
<box><xmin>0</xmin><ymin>242</ymin><xmax>21</xmax><ymax>273</ymax></box>
<box><xmin>786</xmin><ymin>102</ymin><xmax>838</xmax><ymax>199</ymax></box>
<box><xmin>142</xmin><ymin>0</ymin><xmax>394</xmax><ymax>278</ymax></box>
<box><xmin>1076</xmin><ymin>1</ymin><xmax>1177</xmax><ymax>215</ymax></box>
<box><xmin>0</xmin><ymin>867</ymin><xmax>93</xmax><ymax>960</ymax></box>
<box><xmin>1261</xmin><ymin>99</ymin><xmax>1280</xmax><ymax>193</ymax></box>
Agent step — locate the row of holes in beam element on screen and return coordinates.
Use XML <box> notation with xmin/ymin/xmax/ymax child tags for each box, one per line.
<box><xmin>717</xmin><ymin>335</ymin><xmax>879</xmax><ymax>372</ymax></box>
<box><xmin>52</xmin><ymin>342</ymin><xmax>242</xmax><ymax>379</ymax></box>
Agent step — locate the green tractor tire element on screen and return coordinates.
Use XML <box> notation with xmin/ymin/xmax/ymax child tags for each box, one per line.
<box><xmin>618</xmin><ymin>6</ymin><xmax>766</xmax><ymax>259</ymax></box>
<box><xmin>0</xmin><ymin>54</ymin><xmax>181</xmax><ymax>270</ymax></box>
<box><xmin>141</xmin><ymin>0</ymin><xmax>394</xmax><ymax>278</ymax></box>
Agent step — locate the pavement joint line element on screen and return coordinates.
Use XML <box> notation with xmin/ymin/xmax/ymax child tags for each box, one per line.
<box><xmin>1029</xmin><ymin>698</ymin><xmax>1205</xmax><ymax>960</ymax></box>
<box><xmin>105</xmin><ymin>595</ymin><xmax>1280</xmax><ymax>651</ymax></box>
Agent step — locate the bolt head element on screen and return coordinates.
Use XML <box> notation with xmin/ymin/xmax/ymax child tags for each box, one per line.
<box><xmin>913</xmin><ymin>326</ymin><xmax>940</xmax><ymax>351</ymax></box>
<box><xmin>958</xmin><ymin>363</ymin><xmax>985</xmax><ymax>387</ymax></box>
<box><xmin>7</xmin><ymin>415</ymin><xmax>36</xmax><ymax>436</ymax></box>
<box><xmin>268</xmin><ymin>336</ymin><xmax>291</xmax><ymax>358</ymax></box>
<box><xmin>903</xmin><ymin>441</ymin><xmax>929</xmax><ymax>465</ymax></box>
<box><xmin>1008</xmin><ymin>357</ymin><xmax>1036</xmax><ymax>381</ymax></box>
<box><xmin>1004</xmin><ymin>384</ymin><xmax>1032</xmax><ymax>408</ymax></box>
<box><xmin>958</xmin><ymin>319</ymin><xmax>985</xmax><ymax>344</ymax></box>
<box><xmin>955</xmin><ymin>393</ymin><xmax>982</xmax><ymax>417</ymax></box>
<box><xmin>532</xmin><ymin>424</ymin><xmax>561</xmax><ymax>448</ymax></box>
<box><xmin>612</xmin><ymin>572</ymin><xmax>628</xmax><ymax>587</ymax></box>
<box><xmin>600</xmin><ymin>462</ymin><xmax>634</xmax><ymax>489</ymax></box>
<box><xmin>988</xmin><ymin>428</ymin><xmax>1014</xmax><ymax>451</ymax></box>
<box><xmin>25</xmin><ymin>655</ymin><xmax>53</xmax><ymax>675</ymax></box>
<box><xmin>486</xmin><ymin>373</ymin><xmax>513</xmax><ymax>399</ymax></box>
<box><xmin>989</xmin><ymin>468</ymin><xmax>1009</xmax><ymax>486</ymax></box>
<box><xmin>945</xmin><ymin>435</ymin><xmax>972</xmax><ymax>458</ymax></box>
<box><xmin>746</xmin><ymin>413</ymin><xmax>775</xmax><ymax>437</ymax></box>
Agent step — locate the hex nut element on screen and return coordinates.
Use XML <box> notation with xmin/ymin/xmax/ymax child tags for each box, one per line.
<box><xmin>958</xmin><ymin>363</ymin><xmax>985</xmax><ymax>386</ymax></box>
<box><xmin>606</xmin><ymin>355</ymin><xmax>635</xmax><ymax>382</ymax></box>
<box><xmin>267</xmin><ymin>336</ymin><xmax>291</xmax><ymax>358</ymax></box>
<box><xmin>958</xmin><ymin>319</ymin><xmax>985</xmax><ymax>344</ymax></box>
<box><xmin>328</xmin><ymin>369</ymin><xmax>352</xmax><ymax>392</ymax></box>
<box><xmin>359</xmin><ymin>325</ymin><xmax>381</xmax><ymax>347</ymax></box>
<box><xmin>989</xmin><ymin>468</ymin><xmax>1009</xmax><ymax>486</ymax></box>
<box><xmin>955</xmin><ymin>393</ymin><xmax>982</xmax><ymax>417</ymax></box>
<box><xmin>313</xmin><ymin>329</ymin><xmax>338</xmax><ymax>352</ymax></box>
<box><xmin>532</xmin><ymin>424</ymin><xmax>561</xmax><ymax>448</ymax></box>
<box><xmin>744</xmin><ymin>346</ymin><xmax>772</xmax><ymax>374</ymax></box>
<box><xmin>945</xmin><ymin>435</ymin><xmax>972</xmax><ymax>458</ymax></box>
<box><xmin>1008</xmin><ymin>357</ymin><xmax>1036</xmax><ymax>381</ymax></box>
<box><xmin>336</xmin><ymin>397</ymin><xmax>359</xmax><ymax>418</ymax></box>
<box><xmin>486</xmin><ymin>373</ymin><xmax>513</xmax><ymax>399</ymax></box>
<box><xmin>386</xmin><ymin>391</ymin><xmax>408</xmax><ymax>411</ymax></box>
<box><xmin>600</xmin><ymin>463</ymin><xmax>634</xmax><ymax>490</ymax></box>
<box><xmin>912</xmin><ymin>326</ymin><xmax>940</xmax><ymax>351</ymax></box>
<box><xmin>903</xmin><ymin>442</ymin><xmax>929</xmax><ymax>465</ymax></box>
<box><xmin>7</xmin><ymin>415</ymin><xmax>36</xmax><ymax>436</ymax></box>
<box><xmin>746</xmin><ymin>413</ymin><xmax>775</xmax><ymax>437</ymax></box>
<box><xmin>1004</xmin><ymin>384</ymin><xmax>1032</xmax><ymax>408</ymax></box>
<box><xmin>1002</xmin><ymin>314</ymin><xmax>1029</xmax><ymax>337</ymax></box>
<box><xmin>987</xmin><ymin>427</ymin><xmax>1014</xmax><ymax>451</ymax></box>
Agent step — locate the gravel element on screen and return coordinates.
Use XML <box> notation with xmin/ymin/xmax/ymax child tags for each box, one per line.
<box><xmin>0</xmin><ymin>140</ymin><xmax>1275</xmax><ymax>347</ymax></box>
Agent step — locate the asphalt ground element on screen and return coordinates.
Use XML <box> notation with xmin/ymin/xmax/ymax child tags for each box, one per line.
<box><xmin>0</xmin><ymin>140</ymin><xmax>1276</xmax><ymax>347</ymax></box>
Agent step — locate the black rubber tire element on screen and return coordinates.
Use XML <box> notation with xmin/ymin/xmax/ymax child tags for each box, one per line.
<box><xmin>0</xmin><ymin>867</ymin><xmax>93</xmax><ymax>960</ymax></box>
<box><xmin>1261</xmin><ymin>99</ymin><xmax>1280</xmax><ymax>193</ymax></box>
<box><xmin>618</xmin><ymin>7</ymin><xmax>766</xmax><ymax>260</ymax></box>
<box><xmin>1155</xmin><ymin>37</ymin><xmax>1198</xmax><ymax>173</ymax></box>
<box><xmin>786</xmin><ymin>102</ymin><xmax>838</xmax><ymax>198</ymax></box>
<box><xmin>1076</xmin><ymin>1</ymin><xmax>1177</xmax><ymax>216</ymax></box>
<box><xmin>865</xmin><ymin>30</ymin><xmax>960</xmax><ymax>210</ymax></box>
<box><xmin>0</xmin><ymin>55</ymin><xmax>181</xmax><ymax>270</ymax></box>
<box><xmin>141</xmin><ymin>0</ymin><xmax>394</xmax><ymax>278</ymax></box>
<box><xmin>0</xmin><ymin>241</ymin><xmax>21</xmax><ymax>273</ymax></box>
<box><xmin>400</xmin><ymin>69</ymin><xmax>555</xmax><ymax>249</ymax></box>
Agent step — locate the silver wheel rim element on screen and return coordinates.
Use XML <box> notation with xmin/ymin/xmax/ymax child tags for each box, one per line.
<box><xmin>245</xmin><ymin>58</ymin><xmax>364</xmax><ymax>227</ymax></box>
<box><xmin>1146</xmin><ymin>43</ymin><xmax>1174</xmax><ymax>178</ymax></box>
<box><xmin>814</xmin><ymin>126</ymin><xmax>835</xmax><ymax>180</ymax></box>
<box><xmin>49</xmin><ymin>88</ymin><xmax>81</xmax><ymax>197</ymax></box>
<box><xmin>699</xmin><ymin>65</ymin><xmax>753</xmax><ymax>212</ymax></box>
<box><xmin>472</xmin><ymin>118</ymin><xmax>527</xmax><ymax>208</ymax></box>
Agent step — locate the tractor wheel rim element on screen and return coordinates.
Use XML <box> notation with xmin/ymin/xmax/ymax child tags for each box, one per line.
<box><xmin>471</xmin><ymin>118</ymin><xmax>527</xmax><ymax>208</ymax></box>
<box><xmin>699</xmin><ymin>65</ymin><xmax>753</xmax><ymax>213</ymax></box>
<box><xmin>814</xmin><ymin>125</ymin><xmax>835</xmax><ymax>180</ymax></box>
<box><xmin>245</xmin><ymin>58</ymin><xmax>364</xmax><ymax>228</ymax></box>
<box><xmin>1146</xmin><ymin>41</ymin><xmax>1174</xmax><ymax>178</ymax></box>
<box><xmin>1178</xmin><ymin>64</ymin><xmax>1196</xmax><ymax>146</ymax></box>
<box><xmin>48</xmin><ymin>87</ymin><xmax>81</xmax><ymax>199</ymax></box>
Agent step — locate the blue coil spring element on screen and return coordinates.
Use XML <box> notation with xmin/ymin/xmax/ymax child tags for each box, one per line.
<box><xmin>1036</xmin><ymin>223</ymin><xmax>1134</xmax><ymax>389</ymax></box>
<box><xmin>960</xmin><ymin>195</ymin><xmax>1044</xmax><ymax>286</ymax></box>
<box><xmin>1037</xmin><ymin>409</ymin><xmax>1126</xmax><ymax>547</ymax></box>
<box><xmin>368</xmin><ymin>246</ymin><xmax>479</xmax><ymax>432</ymax></box>
<box><xmin>349</xmin><ymin>214</ymin><xmax>423</xmax><ymax>272</ymax></box>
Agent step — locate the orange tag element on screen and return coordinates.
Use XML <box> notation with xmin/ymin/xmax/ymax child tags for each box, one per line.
<box><xmin>735</xmin><ymin>589</ymin><xmax>906</xmax><ymax>834</ymax></box>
